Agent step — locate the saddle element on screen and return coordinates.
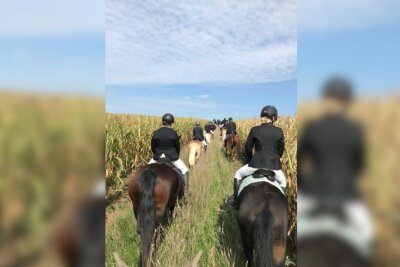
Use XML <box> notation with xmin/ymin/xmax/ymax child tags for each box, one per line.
<box><xmin>238</xmin><ymin>169</ymin><xmax>285</xmax><ymax>196</ymax></box>
<box><xmin>154</xmin><ymin>158</ymin><xmax>185</xmax><ymax>181</ymax></box>
<box><xmin>251</xmin><ymin>169</ymin><xmax>276</xmax><ymax>181</ymax></box>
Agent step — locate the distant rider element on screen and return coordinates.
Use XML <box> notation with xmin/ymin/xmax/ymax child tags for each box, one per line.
<box><xmin>205</xmin><ymin>121</ymin><xmax>214</xmax><ymax>134</ymax></box>
<box><xmin>148</xmin><ymin>113</ymin><xmax>190</xmax><ymax>195</ymax></box>
<box><xmin>227</xmin><ymin>106</ymin><xmax>287</xmax><ymax>209</ymax></box>
<box><xmin>193</xmin><ymin>122</ymin><xmax>208</xmax><ymax>148</ymax></box>
<box><xmin>224</xmin><ymin>117</ymin><xmax>237</xmax><ymax>147</ymax></box>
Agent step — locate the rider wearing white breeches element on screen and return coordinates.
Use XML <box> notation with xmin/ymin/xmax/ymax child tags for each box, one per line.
<box><xmin>228</xmin><ymin>106</ymin><xmax>286</xmax><ymax>209</ymax></box>
<box><xmin>149</xmin><ymin>113</ymin><xmax>190</xmax><ymax>194</ymax></box>
<box><xmin>235</xmin><ymin>165</ymin><xmax>286</xmax><ymax>189</ymax></box>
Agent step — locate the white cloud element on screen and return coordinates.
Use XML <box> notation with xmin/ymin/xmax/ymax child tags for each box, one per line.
<box><xmin>0</xmin><ymin>0</ymin><xmax>104</xmax><ymax>35</ymax></box>
<box><xmin>300</xmin><ymin>0</ymin><xmax>400</xmax><ymax>33</ymax></box>
<box><xmin>196</xmin><ymin>94</ymin><xmax>209</xmax><ymax>98</ymax></box>
<box><xmin>106</xmin><ymin>0</ymin><xmax>296</xmax><ymax>85</ymax></box>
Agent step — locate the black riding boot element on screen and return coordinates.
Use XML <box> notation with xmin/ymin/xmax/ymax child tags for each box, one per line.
<box><xmin>227</xmin><ymin>178</ymin><xmax>240</xmax><ymax>210</ymax></box>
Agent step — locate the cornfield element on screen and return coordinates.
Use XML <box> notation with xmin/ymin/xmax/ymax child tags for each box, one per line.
<box><xmin>236</xmin><ymin>117</ymin><xmax>297</xmax><ymax>248</ymax></box>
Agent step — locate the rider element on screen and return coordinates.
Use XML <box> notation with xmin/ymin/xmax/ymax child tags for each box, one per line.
<box><xmin>297</xmin><ymin>77</ymin><xmax>373</xmax><ymax>255</ymax></box>
<box><xmin>227</xmin><ymin>106</ymin><xmax>286</xmax><ymax>209</ymax></box>
<box><xmin>148</xmin><ymin>113</ymin><xmax>190</xmax><ymax>195</ymax></box>
<box><xmin>224</xmin><ymin>117</ymin><xmax>237</xmax><ymax>147</ymax></box>
<box><xmin>205</xmin><ymin>121</ymin><xmax>214</xmax><ymax>134</ymax></box>
<box><xmin>193</xmin><ymin>121</ymin><xmax>207</xmax><ymax>148</ymax></box>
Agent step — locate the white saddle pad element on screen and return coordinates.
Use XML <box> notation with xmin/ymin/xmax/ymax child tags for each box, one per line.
<box><xmin>297</xmin><ymin>214</ymin><xmax>371</xmax><ymax>257</ymax></box>
<box><xmin>238</xmin><ymin>175</ymin><xmax>285</xmax><ymax>197</ymax></box>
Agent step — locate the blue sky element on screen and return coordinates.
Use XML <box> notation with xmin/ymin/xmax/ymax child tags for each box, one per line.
<box><xmin>298</xmin><ymin>0</ymin><xmax>400</xmax><ymax>100</ymax></box>
<box><xmin>0</xmin><ymin>33</ymin><xmax>104</xmax><ymax>94</ymax></box>
<box><xmin>0</xmin><ymin>0</ymin><xmax>104</xmax><ymax>94</ymax></box>
<box><xmin>106</xmin><ymin>81</ymin><xmax>296</xmax><ymax>119</ymax></box>
<box><xmin>2</xmin><ymin>0</ymin><xmax>399</xmax><ymax>104</ymax></box>
<box><xmin>106</xmin><ymin>0</ymin><xmax>297</xmax><ymax>118</ymax></box>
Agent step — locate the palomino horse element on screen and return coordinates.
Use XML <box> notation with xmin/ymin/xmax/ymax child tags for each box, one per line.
<box><xmin>226</xmin><ymin>134</ymin><xmax>239</xmax><ymax>159</ymax></box>
<box><xmin>128</xmin><ymin>162</ymin><xmax>184</xmax><ymax>267</ymax></box>
<box><xmin>204</xmin><ymin>132</ymin><xmax>212</xmax><ymax>144</ymax></box>
<box><xmin>237</xmin><ymin>170</ymin><xmax>288</xmax><ymax>267</ymax></box>
<box><xmin>220</xmin><ymin>128</ymin><xmax>227</xmax><ymax>141</ymax></box>
<box><xmin>188</xmin><ymin>140</ymin><xmax>202</xmax><ymax>167</ymax></box>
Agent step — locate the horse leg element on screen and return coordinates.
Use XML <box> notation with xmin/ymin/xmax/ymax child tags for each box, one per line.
<box><xmin>241</xmin><ymin>232</ymin><xmax>254</xmax><ymax>267</ymax></box>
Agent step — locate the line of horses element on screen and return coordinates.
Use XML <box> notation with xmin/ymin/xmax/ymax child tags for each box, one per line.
<box><xmin>127</xmin><ymin>126</ymin><xmax>288</xmax><ymax>267</ymax></box>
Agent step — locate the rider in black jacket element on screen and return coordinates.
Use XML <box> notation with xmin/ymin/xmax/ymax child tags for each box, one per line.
<box><xmin>148</xmin><ymin>113</ymin><xmax>190</xmax><ymax>194</ymax></box>
<box><xmin>193</xmin><ymin>122</ymin><xmax>207</xmax><ymax>148</ymax></box>
<box><xmin>224</xmin><ymin>117</ymin><xmax>237</xmax><ymax>147</ymax></box>
<box><xmin>227</xmin><ymin>106</ymin><xmax>287</xmax><ymax>209</ymax></box>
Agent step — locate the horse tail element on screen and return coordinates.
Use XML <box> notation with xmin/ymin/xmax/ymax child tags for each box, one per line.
<box><xmin>254</xmin><ymin>209</ymin><xmax>274</xmax><ymax>267</ymax></box>
<box><xmin>189</xmin><ymin>142</ymin><xmax>196</xmax><ymax>167</ymax></box>
<box><xmin>137</xmin><ymin>169</ymin><xmax>157</xmax><ymax>267</ymax></box>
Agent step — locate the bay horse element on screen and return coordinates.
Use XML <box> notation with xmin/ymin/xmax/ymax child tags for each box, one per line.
<box><xmin>226</xmin><ymin>134</ymin><xmax>239</xmax><ymax>159</ymax></box>
<box><xmin>298</xmin><ymin>235</ymin><xmax>372</xmax><ymax>267</ymax></box>
<box><xmin>128</xmin><ymin>162</ymin><xmax>184</xmax><ymax>267</ymax></box>
<box><xmin>188</xmin><ymin>140</ymin><xmax>202</xmax><ymax>167</ymax></box>
<box><xmin>237</xmin><ymin>170</ymin><xmax>288</xmax><ymax>267</ymax></box>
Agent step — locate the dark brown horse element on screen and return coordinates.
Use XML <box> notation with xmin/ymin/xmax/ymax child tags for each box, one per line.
<box><xmin>226</xmin><ymin>133</ymin><xmax>240</xmax><ymax>159</ymax></box>
<box><xmin>237</xmin><ymin>170</ymin><xmax>288</xmax><ymax>267</ymax></box>
<box><xmin>128</xmin><ymin>162</ymin><xmax>184</xmax><ymax>267</ymax></box>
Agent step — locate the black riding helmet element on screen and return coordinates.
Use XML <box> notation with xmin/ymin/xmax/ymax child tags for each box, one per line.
<box><xmin>162</xmin><ymin>113</ymin><xmax>174</xmax><ymax>124</ymax></box>
<box><xmin>260</xmin><ymin>105</ymin><xmax>278</xmax><ymax>119</ymax></box>
<box><xmin>229</xmin><ymin>117</ymin><xmax>233</xmax><ymax>121</ymax></box>
<box><xmin>322</xmin><ymin>77</ymin><xmax>354</xmax><ymax>102</ymax></box>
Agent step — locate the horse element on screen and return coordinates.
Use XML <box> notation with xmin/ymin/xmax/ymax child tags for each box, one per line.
<box><xmin>221</xmin><ymin>128</ymin><xmax>227</xmax><ymax>141</ymax></box>
<box><xmin>128</xmin><ymin>162</ymin><xmax>184</xmax><ymax>267</ymax></box>
<box><xmin>188</xmin><ymin>140</ymin><xmax>202</xmax><ymax>167</ymax></box>
<box><xmin>204</xmin><ymin>132</ymin><xmax>212</xmax><ymax>144</ymax></box>
<box><xmin>298</xmin><ymin>235</ymin><xmax>372</xmax><ymax>267</ymax></box>
<box><xmin>297</xmin><ymin>199</ymin><xmax>373</xmax><ymax>267</ymax></box>
<box><xmin>226</xmin><ymin>133</ymin><xmax>239</xmax><ymax>159</ymax></box>
<box><xmin>237</xmin><ymin>170</ymin><xmax>288</xmax><ymax>267</ymax></box>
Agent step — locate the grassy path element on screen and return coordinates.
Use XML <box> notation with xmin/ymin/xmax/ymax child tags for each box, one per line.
<box><xmin>106</xmin><ymin>135</ymin><xmax>245</xmax><ymax>267</ymax></box>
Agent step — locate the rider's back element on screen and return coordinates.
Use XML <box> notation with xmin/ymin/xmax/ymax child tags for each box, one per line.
<box><xmin>245</xmin><ymin>123</ymin><xmax>284</xmax><ymax>170</ymax></box>
<box><xmin>152</xmin><ymin>127</ymin><xmax>180</xmax><ymax>161</ymax></box>
<box><xmin>298</xmin><ymin>115</ymin><xmax>364</xmax><ymax>200</ymax></box>
<box><xmin>192</xmin><ymin>126</ymin><xmax>204</xmax><ymax>141</ymax></box>
<box><xmin>226</xmin><ymin>121</ymin><xmax>236</xmax><ymax>134</ymax></box>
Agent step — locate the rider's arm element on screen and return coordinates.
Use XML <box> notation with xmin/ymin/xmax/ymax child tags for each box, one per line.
<box><xmin>245</xmin><ymin>129</ymin><xmax>255</xmax><ymax>162</ymax></box>
<box><xmin>151</xmin><ymin>134</ymin><xmax>156</xmax><ymax>154</ymax></box>
<box><xmin>174</xmin><ymin>132</ymin><xmax>181</xmax><ymax>155</ymax></box>
<box><xmin>278</xmin><ymin>129</ymin><xmax>285</xmax><ymax>158</ymax></box>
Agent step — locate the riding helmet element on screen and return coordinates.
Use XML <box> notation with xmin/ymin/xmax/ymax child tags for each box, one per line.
<box><xmin>162</xmin><ymin>113</ymin><xmax>175</xmax><ymax>124</ymax></box>
<box><xmin>229</xmin><ymin>117</ymin><xmax>233</xmax><ymax>121</ymax></box>
<box><xmin>322</xmin><ymin>77</ymin><xmax>353</xmax><ymax>102</ymax></box>
<box><xmin>260</xmin><ymin>105</ymin><xmax>278</xmax><ymax>119</ymax></box>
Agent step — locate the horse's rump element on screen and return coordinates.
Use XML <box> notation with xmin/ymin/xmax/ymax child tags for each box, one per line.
<box><xmin>188</xmin><ymin>140</ymin><xmax>202</xmax><ymax>167</ymax></box>
<box><xmin>128</xmin><ymin>164</ymin><xmax>184</xmax><ymax>218</ymax></box>
<box><xmin>238</xmin><ymin>183</ymin><xmax>288</xmax><ymax>266</ymax></box>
